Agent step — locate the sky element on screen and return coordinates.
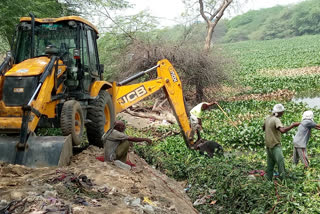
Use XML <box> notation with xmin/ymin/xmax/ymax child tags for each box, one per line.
<box><xmin>128</xmin><ymin>0</ymin><xmax>305</xmax><ymax>27</ymax></box>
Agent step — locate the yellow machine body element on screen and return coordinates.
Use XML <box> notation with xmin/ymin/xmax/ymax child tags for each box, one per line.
<box><xmin>0</xmin><ymin>16</ymin><xmax>112</xmax><ymax>167</ymax></box>
<box><xmin>0</xmin><ymin>15</ymin><xmax>193</xmax><ymax>168</ymax></box>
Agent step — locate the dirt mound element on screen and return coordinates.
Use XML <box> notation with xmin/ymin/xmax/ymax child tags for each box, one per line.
<box><xmin>0</xmin><ymin>146</ymin><xmax>197</xmax><ymax>214</ymax></box>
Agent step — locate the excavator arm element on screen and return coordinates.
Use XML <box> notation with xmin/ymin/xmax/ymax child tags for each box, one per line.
<box><xmin>110</xmin><ymin>59</ymin><xmax>194</xmax><ymax>147</ymax></box>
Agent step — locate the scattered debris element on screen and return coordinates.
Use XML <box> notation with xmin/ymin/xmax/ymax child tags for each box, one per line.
<box><xmin>95</xmin><ymin>156</ymin><xmax>104</xmax><ymax>162</ymax></box>
<box><xmin>249</xmin><ymin>169</ymin><xmax>266</xmax><ymax>177</ymax></box>
<box><xmin>193</xmin><ymin>189</ymin><xmax>217</xmax><ymax>206</ymax></box>
<box><xmin>248</xmin><ymin>175</ymin><xmax>257</xmax><ymax>180</ymax></box>
<box><xmin>143</xmin><ymin>196</ymin><xmax>156</xmax><ymax>206</ymax></box>
<box><xmin>114</xmin><ymin>160</ymin><xmax>131</xmax><ymax>170</ymax></box>
<box><xmin>193</xmin><ymin>196</ymin><xmax>207</xmax><ymax>206</ymax></box>
<box><xmin>184</xmin><ymin>184</ymin><xmax>192</xmax><ymax>192</ymax></box>
<box><xmin>210</xmin><ymin>200</ymin><xmax>217</xmax><ymax>205</ymax></box>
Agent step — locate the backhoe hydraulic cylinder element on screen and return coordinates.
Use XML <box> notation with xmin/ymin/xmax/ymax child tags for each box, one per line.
<box><xmin>118</xmin><ymin>64</ymin><xmax>159</xmax><ymax>86</ymax></box>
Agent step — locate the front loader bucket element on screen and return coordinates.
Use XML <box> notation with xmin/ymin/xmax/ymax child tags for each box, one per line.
<box><xmin>0</xmin><ymin>135</ymin><xmax>72</xmax><ymax>168</ymax></box>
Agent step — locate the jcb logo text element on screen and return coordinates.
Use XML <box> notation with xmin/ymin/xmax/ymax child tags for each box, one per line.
<box><xmin>169</xmin><ymin>67</ymin><xmax>178</xmax><ymax>82</ymax></box>
<box><xmin>118</xmin><ymin>86</ymin><xmax>147</xmax><ymax>104</ymax></box>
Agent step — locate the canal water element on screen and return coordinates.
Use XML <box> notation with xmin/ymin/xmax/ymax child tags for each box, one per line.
<box><xmin>292</xmin><ymin>97</ymin><xmax>320</xmax><ymax>108</ymax></box>
<box><xmin>291</xmin><ymin>90</ymin><xmax>320</xmax><ymax>108</ymax></box>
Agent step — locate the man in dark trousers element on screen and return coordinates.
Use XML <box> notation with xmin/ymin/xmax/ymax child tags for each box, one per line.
<box><xmin>190</xmin><ymin>101</ymin><xmax>218</xmax><ymax>141</ymax></box>
<box><xmin>103</xmin><ymin>120</ymin><xmax>152</xmax><ymax>166</ymax></box>
<box><xmin>263</xmin><ymin>104</ymin><xmax>300</xmax><ymax>180</ymax></box>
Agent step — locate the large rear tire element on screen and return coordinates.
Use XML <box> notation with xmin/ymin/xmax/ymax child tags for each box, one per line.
<box><xmin>60</xmin><ymin>100</ymin><xmax>84</xmax><ymax>146</ymax></box>
<box><xmin>86</xmin><ymin>90</ymin><xmax>115</xmax><ymax>147</ymax></box>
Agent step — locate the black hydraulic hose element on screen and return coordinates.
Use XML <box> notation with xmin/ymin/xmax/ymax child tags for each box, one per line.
<box><xmin>29</xmin><ymin>12</ymin><xmax>35</xmax><ymax>58</ymax></box>
<box><xmin>28</xmin><ymin>55</ymin><xmax>57</xmax><ymax>105</ymax></box>
<box><xmin>39</xmin><ymin>56</ymin><xmax>57</xmax><ymax>83</ymax></box>
<box><xmin>0</xmin><ymin>56</ymin><xmax>10</xmax><ymax>75</ymax></box>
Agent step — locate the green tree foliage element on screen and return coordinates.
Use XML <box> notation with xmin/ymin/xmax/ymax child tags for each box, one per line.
<box><xmin>223</xmin><ymin>0</ymin><xmax>320</xmax><ymax>42</ymax></box>
<box><xmin>224</xmin><ymin>6</ymin><xmax>283</xmax><ymax>42</ymax></box>
<box><xmin>68</xmin><ymin>0</ymin><xmax>132</xmax><ymax>28</ymax></box>
<box><xmin>97</xmin><ymin>11</ymin><xmax>159</xmax><ymax>80</ymax></box>
<box><xmin>0</xmin><ymin>0</ymin><xmax>76</xmax><ymax>49</ymax></box>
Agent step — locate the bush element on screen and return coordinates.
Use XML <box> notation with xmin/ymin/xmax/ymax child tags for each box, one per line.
<box><xmin>113</xmin><ymin>39</ymin><xmax>234</xmax><ymax>102</ymax></box>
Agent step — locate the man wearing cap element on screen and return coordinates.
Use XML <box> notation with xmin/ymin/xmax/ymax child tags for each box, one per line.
<box><xmin>293</xmin><ymin>111</ymin><xmax>320</xmax><ymax>168</ymax></box>
<box><xmin>190</xmin><ymin>101</ymin><xmax>218</xmax><ymax>141</ymax></box>
<box><xmin>263</xmin><ymin>104</ymin><xmax>300</xmax><ymax>180</ymax></box>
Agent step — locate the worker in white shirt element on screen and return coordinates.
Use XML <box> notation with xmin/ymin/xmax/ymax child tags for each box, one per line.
<box><xmin>190</xmin><ymin>101</ymin><xmax>218</xmax><ymax>141</ymax></box>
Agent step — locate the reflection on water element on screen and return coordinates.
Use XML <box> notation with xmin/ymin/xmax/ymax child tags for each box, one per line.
<box><xmin>292</xmin><ymin>90</ymin><xmax>320</xmax><ymax>108</ymax></box>
<box><xmin>292</xmin><ymin>97</ymin><xmax>320</xmax><ymax>108</ymax></box>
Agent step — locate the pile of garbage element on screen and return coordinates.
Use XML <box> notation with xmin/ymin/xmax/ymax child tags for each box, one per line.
<box><xmin>0</xmin><ymin>146</ymin><xmax>196</xmax><ymax>214</ymax></box>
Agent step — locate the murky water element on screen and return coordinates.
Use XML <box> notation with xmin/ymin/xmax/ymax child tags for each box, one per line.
<box><xmin>292</xmin><ymin>97</ymin><xmax>320</xmax><ymax>108</ymax></box>
<box><xmin>292</xmin><ymin>90</ymin><xmax>320</xmax><ymax>109</ymax></box>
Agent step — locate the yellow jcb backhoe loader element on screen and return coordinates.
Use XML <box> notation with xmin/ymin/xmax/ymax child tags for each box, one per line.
<box><xmin>0</xmin><ymin>14</ymin><xmax>194</xmax><ymax>167</ymax></box>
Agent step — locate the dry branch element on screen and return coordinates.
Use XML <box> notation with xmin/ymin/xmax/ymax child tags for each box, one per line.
<box><xmin>155</xmin><ymin>130</ymin><xmax>180</xmax><ymax>141</ymax></box>
<box><xmin>125</xmin><ymin>109</ymin><xmax>175</xmax><ymax>124</ymax></box>
<box><xmin>152</xmin><ymin>99</ymin><xmax>167</xmax><ymax>112</ymax></box>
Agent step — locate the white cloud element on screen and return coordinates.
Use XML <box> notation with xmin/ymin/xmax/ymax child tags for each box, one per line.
<box><xmin>128</xmin><ymin>0</ymin><xmax>305</xmax><ymax>26</ymax></box>
<box><xmin>126</xmin><ymin>0</ymin><xmax>185</xmax><ymax>27</ymax></box>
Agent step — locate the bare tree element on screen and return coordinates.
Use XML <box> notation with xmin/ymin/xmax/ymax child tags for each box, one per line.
<box><xmin>199</xmin><ymin>0</ymin><xmax>233</xmax><ymax>52</ymax></box>
<box><xmin>183</xmin><ymin>0</ymin><xmax>237</xmax><ymax>52</ymax></box>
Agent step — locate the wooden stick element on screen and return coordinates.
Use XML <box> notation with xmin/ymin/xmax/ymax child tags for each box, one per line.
<box><xmin>124</xmin><ymin>109</ymin><xmax>175</xmax><ymax>124</ymax></box>
<box><xmin>154</xmin><ymin>130</ymin><xmax>180</xmax><ymax>142</ymax></box>
<box><xmin>216</xmin><ymin>103</ymin><xmax>239</xmax><ymax>130</ymax></box>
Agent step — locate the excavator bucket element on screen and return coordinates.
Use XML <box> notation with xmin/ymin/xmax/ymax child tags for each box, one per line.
<box><xmin>0</xmin><ymin>135</ymin><xmax>72</xmax><ymax>168</ymax></box>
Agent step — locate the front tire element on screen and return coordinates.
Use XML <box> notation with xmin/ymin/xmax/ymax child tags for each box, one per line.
<box><xmin>60</xmin><ymin>100</ymin><xmax>84</xmax><ymax>146</ymax></box>
<box><xmin>86</xmin><ymin>90</ymin><xmax>115</xmax><ymax>147</ymax></box>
